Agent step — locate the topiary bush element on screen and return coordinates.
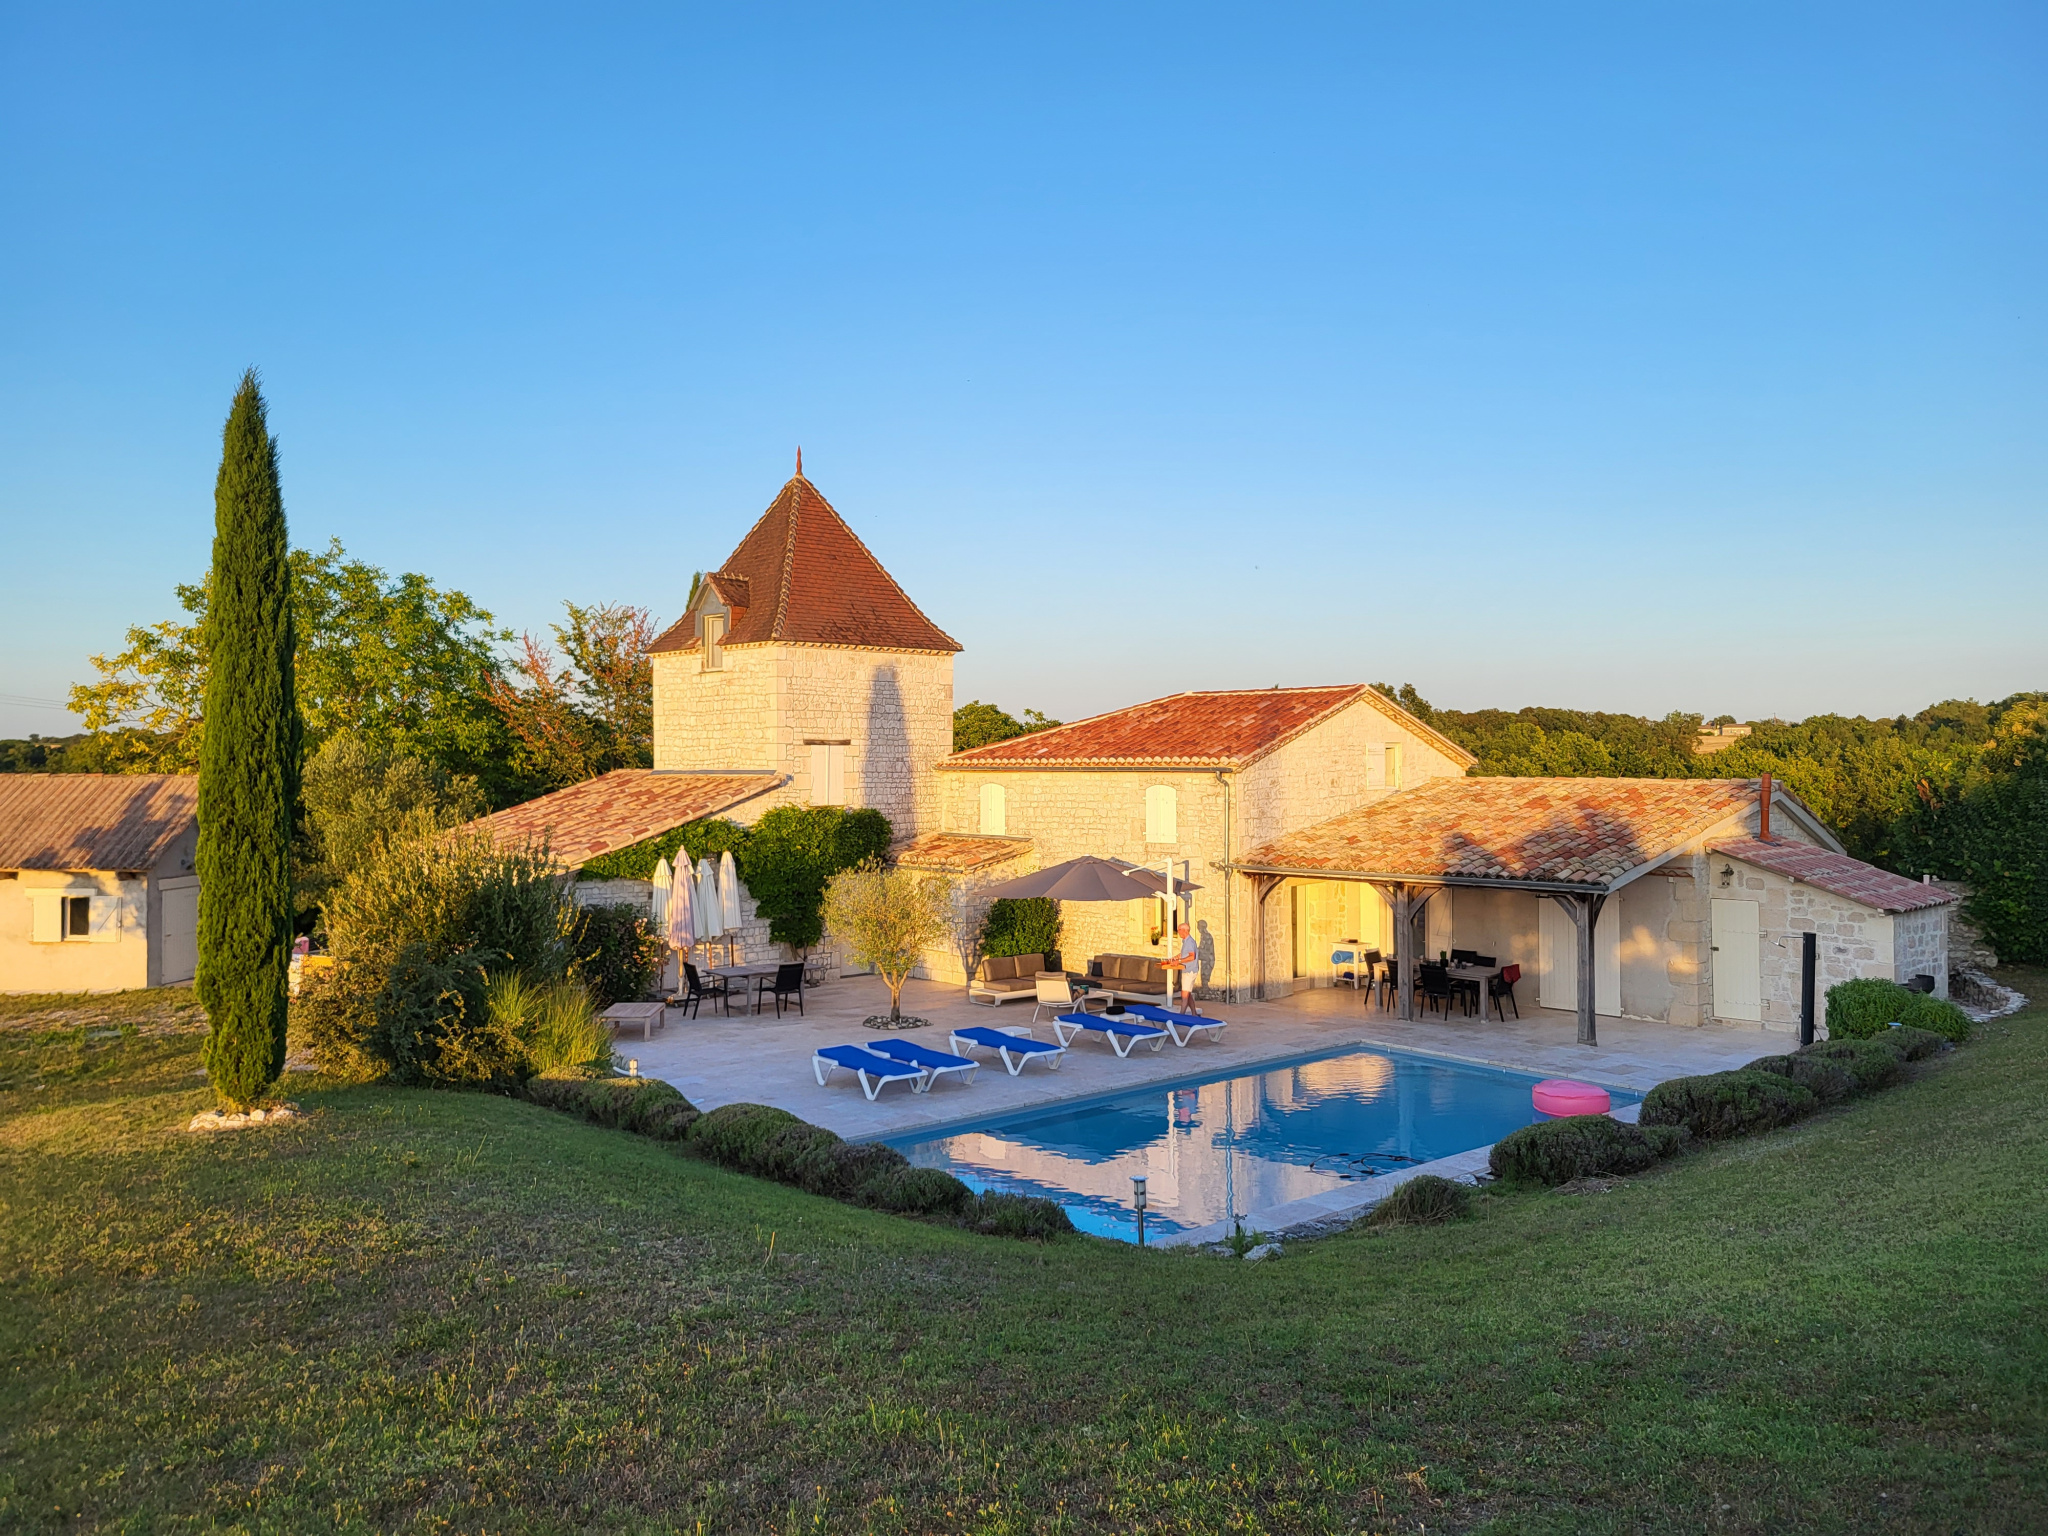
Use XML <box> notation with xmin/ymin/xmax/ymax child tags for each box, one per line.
<box><xmin>1489</xmin><ymin>1115</ymin><xmax>1665</xmax><ymax>1186</ymax></box>
<box><xmin>685</xmin><ymin>1103</ymin><xmax>811</xmax><ymax>1172</ymax></box>
<box><xmin>1369</xmin><ymin>1173</ymin><xmax>1470</xmax><ymax>1225</ymax></box>
<box><xmin>1886</xmin><ymin>1024</ymin><xmax>1948</xmax><ymax>1061</ymax></box>
<box><xmin>1797</xmin><ymin>1038</ymin><xmax>1905</xmax><ymax>1095</ymax></box>
<box><xmin>1826</xmin><ymin>977</ymin><xmax>1972</xmax><ymax>1043</ymax></box>
<box><xmin>1745</xmin><ymin>1053</ymin><xmax>1856</xmax><ymax>1105</ymax></box>
<box><xmin>524</xmin><ymin>1075</ymin><xmax>700</xmax><ymax>1140</ymax></box>
<box><xmin>868</xmin><ymin>1165</ymin><xmax>976</xmax><ymax>1217</ymax></box>
<box><xmin>1638</xmin><ymin>1070</ymin><xmax>1818</xmax><ymax>1140</ymax></box>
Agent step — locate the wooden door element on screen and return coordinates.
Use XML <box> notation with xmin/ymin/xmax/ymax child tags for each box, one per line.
<box><xmin>1538</xmin><ymin>898</ymin><xmax>1620</xmax><ymax>1015</ymax></box>
<box><xmin>1711</xmin><ymin>899</ymin><xmax>1762</xmax><ymax>1022</ymax></box>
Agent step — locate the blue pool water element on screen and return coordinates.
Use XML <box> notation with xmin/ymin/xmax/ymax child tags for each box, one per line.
<box><xmin>891</xmin><ymin>1046</ymin><xmax>1639</xmax><ymax>1242</ymax></box>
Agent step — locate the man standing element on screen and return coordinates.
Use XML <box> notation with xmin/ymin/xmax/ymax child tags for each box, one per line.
<box><xmin>1167</xmin><ymin>920</ymin><xmax>1202</xmax><ymax>1015</ymax></box>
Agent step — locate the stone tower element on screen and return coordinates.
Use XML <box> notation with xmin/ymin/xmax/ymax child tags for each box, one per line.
<box><xmin>647</xmin><ymin>469</ymin><xmax>959</xmax><ymax>841</ymax></box>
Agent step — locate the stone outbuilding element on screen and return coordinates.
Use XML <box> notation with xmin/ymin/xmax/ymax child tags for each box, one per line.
<box><xmin>0</xmin><ymin>774</ymin><xmax>200</xmax><ymax>994</ymax></box>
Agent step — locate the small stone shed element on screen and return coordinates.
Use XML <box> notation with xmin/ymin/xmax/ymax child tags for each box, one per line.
<box><xmin>0</xmin><ymin>774</ymin><xmax>200</xmax><ymax>993</ymax></box>
<box><xmin>1707</xmin><ymin>837</ymin><xmax>1958</xmax><ymax>1007</ymax></box>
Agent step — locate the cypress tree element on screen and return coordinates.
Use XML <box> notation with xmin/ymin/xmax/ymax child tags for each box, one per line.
<box><xmin>197</xmin><ymin>371</ymin><xmax>301</xmax><ymax>1109</ymax></box>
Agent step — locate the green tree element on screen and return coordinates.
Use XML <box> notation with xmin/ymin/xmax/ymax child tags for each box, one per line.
<box><xmin>953</xmin><ymin>700</ymin><xmax>1061</xmax><ymax>752</ymax></box>
<box><xmin>196</xmin><ymin>372</ymin><xmax>301</xmax><ymax>1110</ymax></box>
<box><xmin>69</xmin><ymin>540</ymin><xmax>515</xmax><ymax>796</ymax></box>
<box><xmin>295</xmin><ymin>730</ymin><xmax>485</xmax><ymax>920</ymax></box>
<box><xmin>821</xmin><ymin>860</ymin><xmax>953</xmax><ymax>1023</ymax></box>
<box><xmin>487</xmin><ymin>601</ymin><xmax>657</xmax><ymax>792</ymax></box>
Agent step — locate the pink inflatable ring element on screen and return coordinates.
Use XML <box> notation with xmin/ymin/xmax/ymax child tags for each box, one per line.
<box><xmin>1532</xmin><ymin>1079</ymin><xmax>1611</xmax><ymax>1117</ymax></box>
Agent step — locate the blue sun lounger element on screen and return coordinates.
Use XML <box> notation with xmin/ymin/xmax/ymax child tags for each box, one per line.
<box><xmin>1116</xmin><ymin>1002</ymin><xmax>1231</xmax><ymax>1047</ymax></box>
<box><xmin>948</xmin><ymin>1024</ymin><xmax>1066</xmax><ymax>1075</ymax></box>
<box><xmin>867</xmin><ymin>1036</ymin><xmax>979</xmax><ymax>1089</ymax></box>
<box><xmin>1052</xmin><ymin>1011</ymin><xmax>1168</xmax><ymax>1057</ymax></box>
<box><xmin>813</xmin><ymin>1043</ymin><xmax>927</xmax><ymax>1100</ymax></box>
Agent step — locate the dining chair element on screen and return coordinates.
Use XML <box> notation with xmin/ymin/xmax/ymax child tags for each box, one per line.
<box><xmin>677</xmin><ymin>962</ymin><xmax>731</xmax><ymax>1019</ymax></box>
<box><xmin>766</xmin><ymin>962</ymin><xmax>807</xmax><ymax>1018</ymax></box>
<box><xmin>1417</xmin><ymin>963</ymin><xmax>1460</xmax><ymax>1018</ymax></box>
<box><xmin>1488</xmin><ymin>963</ymin><xmax>1523</xmax><ymax>1019</ymax></box>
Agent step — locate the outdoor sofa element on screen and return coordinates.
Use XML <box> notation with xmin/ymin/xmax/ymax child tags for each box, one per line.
<box><xmin>1088</xmin><ymin>954</ymin><xmax>1171</xmax><ymax>1003</ymax></box>
<box><xmin>969</xmin><ymin>952</ymin><xmax>1051</xmax><ymax>1006</ymax></box>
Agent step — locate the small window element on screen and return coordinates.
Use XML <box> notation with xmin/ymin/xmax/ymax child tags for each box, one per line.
<box><xmin>1384</xmin><ymin>743</ymin><xmax>1403</xmax><ymax>791</ymax></box>
<box><xmin>1144</xmin><ymin>784</ymin><xmax>1177</xmax><ymax>844</ymax></box>
<box><xmin>702</xmin><ymin>613</ymin><xmax>726</xmax><ymax>671</ymax></box>
<box><xmin>978</xmin><ymin>783</ymin><xmax>1007</xmax><ymax>836</ymax></box>
<box><xmin>66</xmin><ymin>896</ymin><xmax>91</xmax><ymax>937</ymax></box>
<box><xmin>810</xmin><ymin>743</ymin><xmax>846</xmax><ymax>807</ymax></box>
<box><xmin>1364</xmin><ymin>745</ymin><xmax>1385</xmax><ymax>789</ymax></box>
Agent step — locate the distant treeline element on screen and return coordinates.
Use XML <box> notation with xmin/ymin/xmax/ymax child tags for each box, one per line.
<box><xmin>1379</xmin><ymin>685</ymin><xmax>2048</xmax><ymax>965</ymax></box>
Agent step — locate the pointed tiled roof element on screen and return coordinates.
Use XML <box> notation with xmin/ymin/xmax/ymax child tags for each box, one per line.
<box><xmin>650</xmin><ymin>475</ymin><xmax>959</xmax><ymax>655</ymax></box>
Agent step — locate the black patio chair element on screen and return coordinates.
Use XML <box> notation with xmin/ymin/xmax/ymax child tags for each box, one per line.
<box><xmin>1450</xmin><ymin>948</ymin><xmax>1480</xmax><ymax>965</ymax></box>
<box><xmin>766</xmin><ymin>962</ymin><xmax>806</xmax><ymax>1018</ymax></box>
<box><xmin>1361</xmin><ymin>950</ymin><xmax>1383</xmax><ymax>1007</ymax></box>
<box><xmin>1488</xmin><ymin>963</ymin><xmax>1523</xmax><ymax>1019</ymax></box>
<box><xmin>676</xmin><ymin>962</ymin><xmax>731</xmax><ymax>1020</ymax></box>
<box><xmin>1375</xmin><ymin>955</ymin><xmax>1399</xmax><ymax>1010</ymax></box>
<box><xmin>1418</xmin><ymin>963</ymin><xmax>1461</xmax><ymax>1018</ymax></box>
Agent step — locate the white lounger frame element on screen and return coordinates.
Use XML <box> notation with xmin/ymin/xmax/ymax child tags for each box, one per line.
<box><xmin>1050</xmin><ymin>1014</ymin><xmax>1167</xmax><ymax>1057</ymax></box>
<box><xmin>948</xmin><ymin>1025</ymin><xmax>1066</xmax><ymax>1075</ymax></box>
<box><xmin>813</xmin><ymin>1051</ymin><xmax>927</xmax><ymax>1100</ymax></box>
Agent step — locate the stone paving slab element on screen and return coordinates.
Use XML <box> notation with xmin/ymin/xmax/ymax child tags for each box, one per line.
<box><xmin>620</xmin><ymin>973</ymin><xmax>1786</xmax><ymax>1145</ymax></box>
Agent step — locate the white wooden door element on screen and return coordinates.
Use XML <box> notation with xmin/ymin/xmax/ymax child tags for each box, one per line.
<box><xmin>160</xmin><ymin>878</ymin><xmax>199</xmax><ymax>985</ymax></box>
<box><xmin>1538</xmin><ymin>899</ymin><xmax>1619</xmax><ymax>1015</ymax></box>
<box><xmin>1711</xmin><ymin>898</ymin><xmax>1762</xmax><ymax>1022</ymax></box>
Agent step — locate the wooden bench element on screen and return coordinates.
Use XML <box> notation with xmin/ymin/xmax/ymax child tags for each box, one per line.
<box><xmin>601</xmin><ymin>1001</ymin><xmax>665</xmax><ymax>1041</ymax></box>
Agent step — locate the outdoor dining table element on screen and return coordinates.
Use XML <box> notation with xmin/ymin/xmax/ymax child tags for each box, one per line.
<box><xmin>1444</xmin><ymin>962</ymin><xmax>1506</xmax><ymax>1022</ymax></box>
<box><xmin>705</xmin><ymin>961</ymin><xmax>787</xmax><ymax>1014</ymax></box>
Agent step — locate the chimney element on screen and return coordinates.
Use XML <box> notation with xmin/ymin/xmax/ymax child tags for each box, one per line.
<box><xmin>1759</xmin><ymin>772</ymin><xmax>1773</xmax><ymax>842</ymax></box>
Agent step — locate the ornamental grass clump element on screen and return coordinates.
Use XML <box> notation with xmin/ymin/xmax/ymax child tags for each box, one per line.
<box><xmin>1369</xmin><ymin>1174</ymin><xmax>1471</xmax><ymax>1226</ymax></box>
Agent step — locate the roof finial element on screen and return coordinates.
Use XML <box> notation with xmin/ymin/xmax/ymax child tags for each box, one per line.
<box><xmin>795</xmin><ymin>446</ymin><xmax>803</xmax><ymax>478</ymax></box>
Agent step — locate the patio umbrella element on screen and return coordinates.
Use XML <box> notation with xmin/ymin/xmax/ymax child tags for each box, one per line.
<box><xmin>975</xmin><ymin>855</ymin><xmax>1158</xmax><ymax>904</ymax></box>
<box><xmin>651</xmin><ymin>856</ymin><xmax>673</xmax><ymax>927</ymax></box>
<box><xmin>694</xmin><ymin>858</ymin><xmax>725</xmax><ymax>960</ymax></box>
<box><xmin>664</xmin><ymin>857</ymin><xmax>695</xmax><ymax>959</ymax></box>
<box><xmin>716</xmin><ymin>849</ymin><xmax>743</xmax><ymax>933</ymax></box>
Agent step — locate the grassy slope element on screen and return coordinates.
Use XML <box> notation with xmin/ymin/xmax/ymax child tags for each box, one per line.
<box><xmin>2</xmin><ymin>980</ymin><xmax>2043</xmax><ymax>1535</ymax></box>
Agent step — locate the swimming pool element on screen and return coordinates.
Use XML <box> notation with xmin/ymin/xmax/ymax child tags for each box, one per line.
<box><xmin>891</xmin><ymin>1046</ymin><xmax>1639</xmax><ymax>1242</ymax></box>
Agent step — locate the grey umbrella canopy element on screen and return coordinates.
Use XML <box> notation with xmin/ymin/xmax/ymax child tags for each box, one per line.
<box><xmin>1114</xmin><ymin>861</ymin><xmax>1202</xmax><ymax>896</ymax></box>
<box><xmin>975</xmin><ymin>856</ymin><xmax>1161</xmax><ymax>903</ymax></box>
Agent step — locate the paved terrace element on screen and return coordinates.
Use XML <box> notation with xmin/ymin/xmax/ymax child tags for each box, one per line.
<box><xmin>619</xmin><ymin>972</ymin><xmax>1793</xmax><ymax>1145</ymax></box>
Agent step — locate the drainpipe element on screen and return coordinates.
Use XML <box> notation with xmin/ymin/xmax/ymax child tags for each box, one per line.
<box><xmin>1215</xmin><ymin>769</ymin><xmax>1234</xmax><ymax>1004</ymax></box>
<box><xmin>1760</xmin><ymin>772</ymin><xmax>1773</xmax><ymax>842</ymax></box>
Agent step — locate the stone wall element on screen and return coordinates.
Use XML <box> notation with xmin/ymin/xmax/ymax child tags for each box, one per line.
<box><xmin>936</xmin><ymin>693</ymin><xmax>1470</xmax><ymax>1001</ymax></box>
<box><xmin>1933</xmin><ymin>880</ymin><xmax>1997</xmax><ymax>969</ymax></box>
<box><xmin>1891</xmin><ymin>905</ymin><xmax>1950</xmax><ymax>996</ymax></box>
<box><xmin>654</xmin><ymin>643</ymin><xmax>954</xmax><ymax>840</ymax></box>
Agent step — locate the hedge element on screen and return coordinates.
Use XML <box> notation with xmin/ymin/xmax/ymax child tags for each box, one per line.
<box><xmin>526</xmin><ymin>1093</ymin><xmax>1075</xmax><ymax>1241</ymax></box>
<box><xmin>1488</xmin><ymin>1114</ymin><xmax>1687</xmax><ymax>1186</ymax></box>
<box><xmin>1638</xmin><ymin>1070</ymin><xmax>1819</xmax><ymax>1141</ymax></box>
<box><xmin>1825</xmin><ymin>976</ymin><xmax>1971</xmax><ymax>1043</ymax></box>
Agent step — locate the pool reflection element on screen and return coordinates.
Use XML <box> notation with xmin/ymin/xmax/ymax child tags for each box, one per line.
<box><xmin>894</xmin><ymin>1049</ymin><xmax>1605</xmax><ymax>1242</ymax></box>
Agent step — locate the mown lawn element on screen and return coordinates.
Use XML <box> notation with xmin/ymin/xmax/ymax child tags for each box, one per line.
<box><xmin>2</xmin><ymin>978</ymin><xmax>2043</xmax><ymax>1535</ymax></box>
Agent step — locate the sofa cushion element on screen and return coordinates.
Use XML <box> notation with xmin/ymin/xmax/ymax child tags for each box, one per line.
<box><xmin>983</xmin><ymin>955</ymin><xmax>1016</xmax><ymax>982</ymax></box>
<box><xmin>1014</xmin><ymin>953</ymin><xmax>1045</xmax><ymax>976</ymax></box>
<box><xmin>981</xmin><ymin>975</ymin><xmax>1036</xmax><ymax>992</ymax></box>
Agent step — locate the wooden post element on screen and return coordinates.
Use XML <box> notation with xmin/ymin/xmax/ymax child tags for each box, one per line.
<box><xmin>1252</xmin><ymin>874</ymin><xmax>1283</xmax><ymax>1001</ymax></box>
<box><xmin>1393</xmin><ymin>885</ymin><xmax>1414</xmax><ymax>1020</ymax></box>
<box><xmin>1548</xmin><ymin>891</ymin><xmax>1608</xmax><ymax>1047</ymax></box>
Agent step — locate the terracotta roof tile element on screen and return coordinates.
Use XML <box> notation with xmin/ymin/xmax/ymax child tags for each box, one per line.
<box><xmin>0</xmin><ymin>774</ymin><xmax>198</xmax><ymax>871</ymax></box>
<box><xmin>461</xmin><ymin>771</ymin><xmax>778</xmax><ymax>870</ymax></box>
<box><xmin>1244</xmin><ymin>777</ymin><xmax>1777</xmax><ymax>888</ymax></box>
<box><xmin>649</xmin><ymin>475</ymin><xmax>959</xmax><ymax>655</ymax></box>
<box><xmin>942</xmin><ymin>685</ymin><xmax>1471</xmax><ymax>771</ymax></box>
<box><xmin>890</xmin><ymin>832</ymin><xmax>1034</xmax><ymax>873</ymax></box>
<box><xmin>1710</xmin><ymin>838</ymin><xmax>1956</xmax><ymax>913</ymax></box>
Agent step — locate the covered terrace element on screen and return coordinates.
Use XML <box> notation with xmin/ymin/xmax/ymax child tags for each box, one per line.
<box><xmin>1234</xmin><ymin>775</ymin><xmax>1839</xmax><ymax>1046</ymax></box>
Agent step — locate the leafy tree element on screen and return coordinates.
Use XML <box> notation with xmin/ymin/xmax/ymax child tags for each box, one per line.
<box><xmin>295</xmin><ymin>730</ymin><xmax>485</xmax><ymax>920</ymax></box>
<box><xmin>196</xmin><ymin>372</ymin><xmax>301</xmax><ymax>1110</ymax></box>
<box><xmin>69</xmin><ymin>539</ymin><xmax>513</xmax><ymax>795</ymax></box>
<box><xmin>745</xmin><ymin>806</ymin><xmax>892</xmax><ymax>950</ymax></box>
<box><xmin>822</xmin><ymin>860</ymin><xmax>953</xmax><ymax>1023</ymax></box>
<box><xmin>487</xmin><ymin>601</ymin><xmax>657</xmax><ymax>792</ymax></box>
<box><xmin>953</xmin><ymin>700</ymin><xmax>1061</xmax><ymax>753</ymax></box>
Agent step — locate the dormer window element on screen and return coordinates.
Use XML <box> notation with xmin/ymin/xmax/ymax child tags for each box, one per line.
<box><xmin>702</xmin><ymin>613</ymin><xmax>726</xmax><ymax>671</ymax></box>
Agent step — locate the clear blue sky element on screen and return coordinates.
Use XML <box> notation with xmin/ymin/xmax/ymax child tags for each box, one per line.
<box><xmin>3</xmin><ymin>2</ymin><xmax>2042</xmax><ymax>739</ymax></box>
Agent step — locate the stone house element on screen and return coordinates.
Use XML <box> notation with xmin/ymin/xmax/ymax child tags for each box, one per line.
<box><xmin>469</xmin><ymin>465</ymin><xmax>1954</xmax><ymax>1030</ymax></box>
<box><xmin>0</xmin><ymin>775</ymin><xmax>200</xmax><ymax>993</ymax></box>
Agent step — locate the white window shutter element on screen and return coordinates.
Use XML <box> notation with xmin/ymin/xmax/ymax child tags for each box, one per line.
<box><xmin>979</xmin><ymin>783</ymin><xmax>1006</xmax><ymax>835</ymax></box>
<box><xmin>811</xmin><ymin>744</ymin><xmax>846</xmax><ymax>807</ymax></box>
<box><xmin>1385</xmin><ymin>744</ymin><xmax>1403</xmax><ymax>790</ymax></box>
<box><xmin>1365</xmin><ymin>746</ymin><xmax>1385</xmax><ymax>788</ymax></box>
<box><xmin>1145</xmin><ymin>785</ymin><xmax>1177</xmax><ymax>844</ymax></box>
<box><xmin>830</xmin><ymin>745</ymin><xmax>846</xmax><ymax>806</ymax></box>
<box><xmin>87</xmin><ymin>892</ymin><xmax>122</xmax><ymax>943</ymax></box>
<box><xmin>29</xmin><ymin>891</ymin><xmax>62</xmax><ymax>943</ymax></box>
